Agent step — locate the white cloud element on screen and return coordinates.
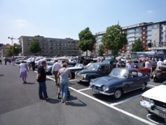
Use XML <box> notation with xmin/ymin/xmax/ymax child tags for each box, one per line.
<box><xmin>147</xmin><ymin>10</ymin><xmax>153</xmax><ymax>14</ymax></box>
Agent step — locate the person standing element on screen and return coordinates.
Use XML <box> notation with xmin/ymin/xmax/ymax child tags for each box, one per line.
<box><xmin>36</xmin><ymin>60</ymin><xmax>50</xmax><ymax>100</ymax></box>
<box><xmin>116</xmin><ymin>59</ymin><xmax>123</xmax><ymax>68</ymax></box>
<box><xmin>31</xmin><ymin>56</ymin><xmax>36</xmax><ymax>71</ymax></box>
<box><xmin>126</xmin><ymin>58</ymin><xmax>134</xmax><ymax>69</ymax></box>
<box><xmin>52</xmin><ymin>59</ymin><xmax>61</xmax><ymax>99</ymax></box>
<box><xmin>19</xmin><ymin>60</ymin><xmax>29</xmax><ymax>84</ymax></box>
<box><xmin>157</xmin><ymin>58</ymin><xmax>163</xmax><ymax>67</ymax></box>
<box><xmin>57</xmin><ymin>63</ymin><xmax>72</xmax><ymax>104</ymax></box>
<box><xmin>11</xmin><ymin>56</ymin><xmax>15</xmax><ymax>66</ymax></box>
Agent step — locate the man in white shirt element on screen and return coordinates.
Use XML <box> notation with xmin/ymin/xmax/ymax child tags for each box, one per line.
<box><xmin>52</xmin><ymin>59</ymin><xmax>61</xmax><ymax>99</ymax></box>
<box><xmin>52</xmin><ymin>59</ymin><xmax>61</xmax><ymax>85</ymax></box>
<box><xmin>157</xmin><ymin>58</ymin><xmax>163</xmax><ymax>67</ymax></box>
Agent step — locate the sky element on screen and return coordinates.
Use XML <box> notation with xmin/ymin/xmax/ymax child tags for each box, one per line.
<box><xmin>0</xmin><ymin>0</ymin><xmax>166</xmax><ymax>44</ymax></box>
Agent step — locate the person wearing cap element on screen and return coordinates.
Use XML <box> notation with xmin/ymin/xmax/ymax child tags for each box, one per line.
<box><xmin>36</xmin><ymin>60</ymin><xmax>50</xmax><ymax>100</ymax></box>
<box><xmin>52</xmin><ymin>59</ymin><xmax>62</xmax><ymax>98</ymax></box>
<box><xmin>57</xmin><ymin>63</ymin><xmax>72</xmax><ymax>104</ymax></box>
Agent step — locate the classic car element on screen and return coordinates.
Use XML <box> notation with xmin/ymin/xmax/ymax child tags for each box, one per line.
<box><xmin>134</xmin><ymin>63</ymin><xmax>151</xmax><ymax>75</ymax></box>
<box><xmin>151</xmin><ymin>65</ymin><xmax>166</xmax><ymax>82</ymax></box>
<box><xmin>89</xmin><ymin>68</ymin><xmax>150</xmax><ymax>99</ymax></box>
<box><xmin>140</xmin><ymin>81</ymin><xmax>166</xmax><ymax>120</ymax></box>
<box><xmin>75</xmin><ymin>62</ymin><xmax>112</xmax><ymax>83</ymax></box>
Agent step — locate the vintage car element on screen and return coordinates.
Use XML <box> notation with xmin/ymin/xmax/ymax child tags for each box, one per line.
<box><xmin>140</xmin><ymin>81</ymin><xmax>166</xmax><ymax>120</ymax></box>
<box><xmin>151</xmin><ymin>65</ymin><xmax>166</xmax><ymax>82</ymax></box>
<box><xmin>134</xmin><ymin>63</ymin><xmax>151</xmax><ymax>75</ymax></box>
<box><xmin>89</xmin><ymin>68</ymin><xmax>150</xmax><ymax>99</ymax></box>
<box><xmin>75</xmin><ymin>62</ymin><xmax>112</xmax><ymax>83</ymax></box>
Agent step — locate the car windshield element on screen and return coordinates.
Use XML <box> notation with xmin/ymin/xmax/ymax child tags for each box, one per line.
<box><xmin>87</xmin><ymin>64</ymin><xmax>99</xmax><ymax>71</ymax></box>
<box><xmin>75</xmin><ymin>63</ymin><xmax>83</xmax><ymax>67</ymax></box>
<box><xmin>109</xmin><ymin>68</ymin><xmax>129</xmax><ymax>78</ymax></box>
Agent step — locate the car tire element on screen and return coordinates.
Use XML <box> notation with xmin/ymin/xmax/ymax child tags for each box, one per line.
<box><xmin>114</xmin><ymin>89</ymin><xmax>122</xmax><ymax>99</ymax></box>
<box><xmin>141</xmin><ymin>83</ymin><xmax>146</xmax><ymax>91</ymax></box>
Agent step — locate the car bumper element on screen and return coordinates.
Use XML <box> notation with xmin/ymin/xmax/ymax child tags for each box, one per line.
<box><xmin>90</xmin><ymin>87</ymin><xmax>114</xmax><ymax>96</ymax></box>
<box><xmin>140</xmin><ymin>100</ymin><xmax>166</xmax><ymax>119</ymax></box>
<box><xmin>75</xmin><ymin>75</ymin><xmax>89</xmax><ymax>82</ymax></box>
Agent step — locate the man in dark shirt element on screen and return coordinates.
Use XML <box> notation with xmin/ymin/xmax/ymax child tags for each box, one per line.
<box><xmin>36</xmin><ymin>60</ymin><xmax>50</xmax><ymax>100</ymax></box>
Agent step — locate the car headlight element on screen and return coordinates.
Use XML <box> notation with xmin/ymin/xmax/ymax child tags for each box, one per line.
<box><xmin>142</xmin><ymin>96</ymin><xmax>151</xmax><ymax>102</ymax></box>
<box><xmin>102</xmin><ymin>85</ymin><xmax>109</xmax><ymax>92</ymax></box>
<box><xmin>81</xmin><ymin>74</ymin><xmax>87</xmax><ymax>78</ymax></box>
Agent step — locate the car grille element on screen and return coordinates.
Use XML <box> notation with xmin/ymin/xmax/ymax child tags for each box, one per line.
<box><xmin>152</xmin><ymin>99</ymin><xmax>166</xmax><ymax>109</ymax></box>
<box><xmin>92</xmin><ymin>85</ymin><xmax>102</xmax><ymax>91</ymax></box>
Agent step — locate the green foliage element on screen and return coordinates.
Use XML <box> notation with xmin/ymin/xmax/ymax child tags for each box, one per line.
<box><xmin>77</xmin><ymin>27</ymin><xmax>95</xmax><ymax>55</ymax></box>
<box><xmin>102</xmin><ymin>24</ymin><xmax>127</xmax><ymax>58</ymax></box>
<box><xmin>131</xmin><ymin>38</ymin><xmax>144</xmax><ymax>52</ymax></box>
<box><xmin>28</xmin><ymin>39</ymin><xmax>41</xmax><ymax>53</ymax></box>
<box><xmin>7</xmin><ymin>43</ymin><xmax>21</xmax><ymax>56</ymax></box>
<box><xmin>98</xmin><ymin>44</ymin><xmax>104</xmax><ymax>56</ymax></box>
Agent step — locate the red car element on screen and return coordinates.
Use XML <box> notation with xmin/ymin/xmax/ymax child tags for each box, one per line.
<box><xmin>134</xmin><ymin>63</ymin><xmax>151</xmax><ymax>75</ymax></box>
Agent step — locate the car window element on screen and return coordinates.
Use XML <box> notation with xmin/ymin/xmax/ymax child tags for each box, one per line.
<box><xmin>104</xmin><ymin>65</ymin><xmax>111</xmax><ymax>71</ymax></box>
<box><xmin>130</xmin><ymin>71</ymin><xmax>138</xmax><ymax>77</ymax></box>
<box><xmin>138</xmin><ymin>72</ymin><xmax>143</xmax><ymax>77</ymax></box>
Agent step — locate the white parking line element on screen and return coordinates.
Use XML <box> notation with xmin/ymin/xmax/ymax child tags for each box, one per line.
<box><xmin>45</xmin><ymin>75</ymin><xmax>155</xmax><ymax>125</ymax></box>
<box><xmin>110</xmin><ymin>94</ymin><xmax>142</xmax><ymax>106</ymax></box>
<box><xmin>78</xmin><ymin>88</ymin><xmax>91</xmax><ymax>92</ymax></box>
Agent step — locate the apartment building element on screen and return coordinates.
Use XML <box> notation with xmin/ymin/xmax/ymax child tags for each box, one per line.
<box><xmin>94</xmin><ymin>20</ymin><xmax>166</xmax><ymax>55</ymax></box>
<box><xmin>0</xmin><ymin>44</ymin><xmax>11</xmax><ymax>57</ymax></box>
<box><xmin>18</xmin><ymin>35</ymin><xmax>81</xmax><ymax>56</ymax></box>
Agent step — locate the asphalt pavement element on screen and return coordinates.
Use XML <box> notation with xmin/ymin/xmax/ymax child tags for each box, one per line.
<box><xmin>0</xmin><ymin>63</ymin><xmax>164</xmax><ymax>125</ymax></box>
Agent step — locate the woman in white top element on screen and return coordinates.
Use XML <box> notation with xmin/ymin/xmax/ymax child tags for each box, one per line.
<box><xmin>19</xmin><ymin>60</ymin><xmax>29</xmax><ymax>84</ymax></box>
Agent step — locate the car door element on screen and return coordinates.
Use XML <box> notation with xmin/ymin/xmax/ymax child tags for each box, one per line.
<box><xmin>98</xmin><ymin>65</ymin><xmax>111</xmax><ymax>76</ymax></box>
<box><xmin>126</xmin><ymin>70</ymin><xmax>139</xmax><ymax>91</ymax></box>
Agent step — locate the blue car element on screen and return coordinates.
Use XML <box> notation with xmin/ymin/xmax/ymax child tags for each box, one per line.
<box><xmin>90</xmin><ymin>68</ymin><xmax>150</xmax><ymax>99</ymax></box>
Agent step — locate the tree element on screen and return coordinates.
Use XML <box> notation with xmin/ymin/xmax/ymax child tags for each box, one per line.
<box><xmin>77</xmin><ymin>27</ymin><xmax>95</xmax><ymax>56</ymax></box>
<box><xmin>102</xmin><ymin>24</ymin><xmax>127</xmax><ymax>58</ymax></box>
<box><xmin>98</xmin><ymin>44</ymin><xmax>104</xmax><ymax>56</ymax></box>
<box><xmin>131</xmin><ymin>38</ymin><xmax>144</xmax><ymax>52</ymax></box>
<box><xmin>7</xmin><ymin>43</ymin><xmax>21</xmax><ymax>56</ymax></box>
<box><xmin>28</xmin><ymin>39</ymin><xmax>41</xmax><ymax>54</ymax></box>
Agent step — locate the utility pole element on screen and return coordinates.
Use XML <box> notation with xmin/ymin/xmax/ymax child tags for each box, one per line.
<box><xmin>8</xmin><ymin>36</ymin><xmax>18</xmax><ymax>45</ymax></box>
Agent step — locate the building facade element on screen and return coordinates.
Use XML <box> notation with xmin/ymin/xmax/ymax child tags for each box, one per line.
<box><xmin>94</xmin><ymin>21</ymin><xmax>166</xmax><ymax>56</ymax></box>
<box><xmin>19</xmin><ymin>35</ymin><xmax>81</xmax><ymax>56</ymax></box>
<box><xmin>0</xmin><ymin>44</ymin><xmax>11</xmax><ymax>57</ymax></box>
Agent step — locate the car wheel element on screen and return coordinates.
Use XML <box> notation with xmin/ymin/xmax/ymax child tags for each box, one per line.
<box><xmin>141</xmin><ymin>83</ymin><xmax>146</xmax><ymax>91</ymax></box>
<box><xmin>114</xmin><ymin>89</ymin><xmax>122</xmax><ymax>99</ymax></box>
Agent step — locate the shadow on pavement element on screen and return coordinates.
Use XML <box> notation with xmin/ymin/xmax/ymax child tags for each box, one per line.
<box><xmin>25</xmin><ymin>82</ymin><xmax>35</xmax><ymax>85</ymax></box>
<box><xmin>77</xmin><ymin>81</ymin><xmax>89</xmax><ymax>87</ymax></box>
<box><xmin>46</xmin><ymin>98</ymin><xmax>59</xmax><ymax>104</ymax></box>
<box><xmin>67</xmin><ymin>95</ymin><xmax>87</xmax><ymax>107</ymax></box>
<box><xmin>0</xmin><ymin>74</ymin><xmax>4</xmax><ymax>76</ymax></box>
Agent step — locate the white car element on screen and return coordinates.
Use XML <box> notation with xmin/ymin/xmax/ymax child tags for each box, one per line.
<box><xmin>140</xmin><ymin>82</ymin><xmax>166</xmax><ymax>120</ymax></box>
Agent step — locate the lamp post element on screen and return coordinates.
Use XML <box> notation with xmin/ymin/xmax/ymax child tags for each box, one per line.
<box><xmin>8</xmin><ymin>36</ymin><xmax>18</xmax><ymax>45</ymax></box>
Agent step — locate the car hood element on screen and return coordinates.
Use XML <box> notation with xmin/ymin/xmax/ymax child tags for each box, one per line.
<box><xmin>142</xmin><ymin>85</ymin><xmax>166</xmax><ymax>103</ymax></box>
<box><xmin>67</xmin><ymin>67</ymin><xmax>82</xmax><ymax>70</ymax></box>
<box><xmin>92</xmin><ymin>76</ymin><xmax>123</xmax><ymax>87</ymax></box>
<box><xmin>77</xmin><ymin>69</ymin><xmax>98</xmax><ymax>74</ymax></box>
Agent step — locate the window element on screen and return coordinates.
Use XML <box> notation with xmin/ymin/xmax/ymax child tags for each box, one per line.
<box><xmin>138</xmin><ymin>72</ymin><xmax>143</xmax><ymax>77</ymax></box>
<box><xmin>147</xmin><ymin>36</ymin><xmax>151</xmax><ymax>40</ymax></box>
<box><xmin>127</xmin><ymin>29</ymin><xmax>135</xmax><ymax>33</ymax></box>
<box><xmin>128</xmin><ymin>37</ymin><xmax>135</xmax><ymax>41</ymax></box>
<box><xmin>153</xmin><ymin>24</ymin><xmax>158</xmax><ymax>29</ymax></box>
<box><xmin>147</xmin><ymin>31</ymin><xmax>151</xmax><ymax>35</ymax></box>
<box><xmin>147</xmin><ymin>26</ymin><xmax>152</xmax><ymax>30</ymax></box>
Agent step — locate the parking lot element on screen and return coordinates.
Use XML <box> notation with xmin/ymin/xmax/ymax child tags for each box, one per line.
<box><xmin>47</xmin><ymin>74</ymin><xmax>165</xmax><ymax>125</ymax></box>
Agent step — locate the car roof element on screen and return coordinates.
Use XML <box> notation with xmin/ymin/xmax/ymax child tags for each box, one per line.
<box><xmin>93</xmin><ymin>62</ymin><xmax>111</xmax><ymax>66</ymax></box>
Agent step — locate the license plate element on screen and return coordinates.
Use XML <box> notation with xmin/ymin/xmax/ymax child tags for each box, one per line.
<box><xmin>92</xmin><ymin>88</ymin><xmax>99</xmax><ymax>93</ymax></box>
<box><xmin>159</xmin><ymin>111</ymin><xmax>166</xmax><ymax>118</ymax></box>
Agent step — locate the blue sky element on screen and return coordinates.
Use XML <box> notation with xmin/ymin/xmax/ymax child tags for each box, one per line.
<box><xmin>0</xmin><ymin>0</ymin><xmax>166</xmax><ymax>44</ymax></box>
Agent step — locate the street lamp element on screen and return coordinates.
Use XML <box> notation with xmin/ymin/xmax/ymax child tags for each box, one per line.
<box><xmin>8</xmin><ymin>36</ymin><xmax>18</xmax><ymax>45</ymax></box>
